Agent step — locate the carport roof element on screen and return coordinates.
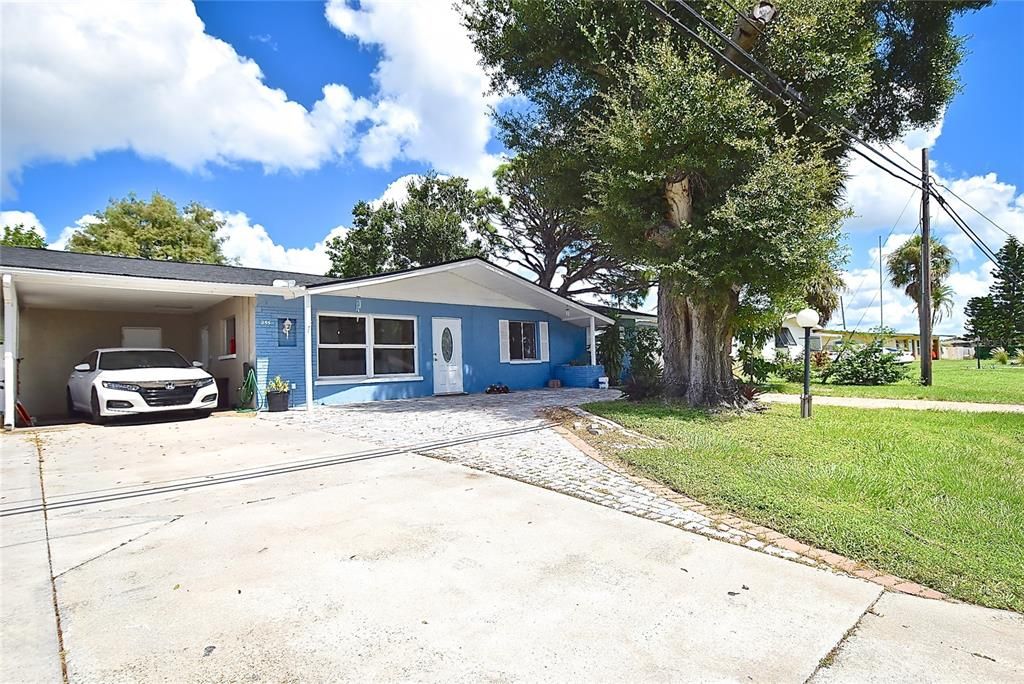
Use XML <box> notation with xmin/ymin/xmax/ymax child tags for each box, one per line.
<box><xmin>0</xmin><ymin>246</ymin><xmax>331</xmax><ymax>287</ymax></box>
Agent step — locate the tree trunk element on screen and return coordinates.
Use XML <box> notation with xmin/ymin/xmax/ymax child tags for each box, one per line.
<box><xmin>657</xmin><ymin>174</ymin><xmax>739</xmax><ymax>406</ymax></box>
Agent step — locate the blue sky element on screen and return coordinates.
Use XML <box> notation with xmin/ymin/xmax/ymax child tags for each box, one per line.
<box><xmin>1</xmin><ymin>1</ymin><xmax>1022</xmax><ymax>334</ymax></box>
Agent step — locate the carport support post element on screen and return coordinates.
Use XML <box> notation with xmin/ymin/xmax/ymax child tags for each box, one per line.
<box><xmin>304</xmin><ymin>292</ymin><xmax>313</xmax><ymax>412</ymax></box>
<box><xmin>589</xmin><ymin>316</ymin><xmax>597</xmax><ymax>366</ymax></box>
<box><xmin>2</xmin><ymin>275</ymin><xmax>16</xmax><ymax>429</ymax></box>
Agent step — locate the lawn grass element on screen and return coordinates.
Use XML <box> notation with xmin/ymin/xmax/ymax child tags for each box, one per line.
<box><xmin>583</xmin><ymin>400</ymin><xmax>1024</xmax><ymax>612</ymax></box>
<box><xmin>764</xmin><ymin>359</ymin><xmax>1023</xmax><ymax>405</ymax></box>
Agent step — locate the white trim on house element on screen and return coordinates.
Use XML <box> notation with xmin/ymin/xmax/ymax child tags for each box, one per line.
<box><xmin>315</xmin><ymin>311</ymin><xmax>419</xmax><ymax>382</ymax></box>
<box><xmin>0</xmin><ymin>266</ymin><xmax>305</xmax><ymax>299</ymax></box>
<box><xmin>307</xmin><ymin>259</ymin><xmax>613</xmax><ymax>327</ymax></box>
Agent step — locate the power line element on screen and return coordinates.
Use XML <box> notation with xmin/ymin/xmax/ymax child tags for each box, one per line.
<box><xmin>643</xmin><ymin>0</ymin><xmax>923</xmax><ymax>191</ymax></box>
<box><xmin>930</xmin><ymin>180</ymin><xmax>1016</xmax><ymax>240</ymax></box>
<box><xmin>668</xmin><ymin>0</ymin><xmax>924</xmax><ymax>185</ymax></box>
<box><xmin>718</xmin><ymin>0</ymin><xmax>764</xmax><ymax>36</ymax></box>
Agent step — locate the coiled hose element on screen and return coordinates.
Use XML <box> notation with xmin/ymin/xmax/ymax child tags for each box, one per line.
<box><xmin>237</xmin><ymin>363</ymin><xmax>263</xmax><ymax>412</ymax></box>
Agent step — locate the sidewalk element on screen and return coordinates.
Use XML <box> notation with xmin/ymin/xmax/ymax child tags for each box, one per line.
<box><xmin>761</xmin><ymin>393</ymin><xmax>1024</xmax><ymax>413</ymax></box>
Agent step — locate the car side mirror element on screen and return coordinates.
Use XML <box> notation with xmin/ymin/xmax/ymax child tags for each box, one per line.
<box><xmin>74</xmin><ymin>363</ymin><xmax>90</xmax><ymax>372</ymax></box>
<box><xmin>192</xmin><ymin>360</ymin><xmax>204</xmax><ymax>368</ymax></box>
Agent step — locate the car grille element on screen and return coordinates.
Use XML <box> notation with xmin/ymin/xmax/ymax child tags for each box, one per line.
<box><xmin>135</xmin><ymin>381</ymin><xmax>200</xmax><ymax>407</ymax></box>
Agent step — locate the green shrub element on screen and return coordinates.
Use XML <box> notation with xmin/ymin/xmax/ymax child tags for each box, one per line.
<box><xmin>622</xmin><ymin>366</ymin><xmax>663</xmax><ymax>401</ymax></box>
<box><xmin>1015</xmin><ymin>348</ymin><xmax>1024</xmax><ymax>365</ymax></box>
<box><xmin>597</xmin><ymin>320</ymin><xmax>626</xmax><ymax>383</ymax></box>
<box><xmin>991</xmin><ymin>346</ymin><xmax>1010</xmax><ymax>365</ymax></box>
<box><xmin>773</xmin><ymin>349</ymin><xmax>804</xmax><ymax>383</ymax></box>
<box><xmin>821</xmin><ymin>341</ymin><xmax>908</xmax><ymax>385</ymax></box>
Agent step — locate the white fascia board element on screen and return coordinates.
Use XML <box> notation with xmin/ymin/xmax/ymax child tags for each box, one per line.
<box><xmin>0</xmin><ymin>267</ymin><xmax>305</xmax><ymax>298</ymax></box>
<box><xmin>306</xmin><ymin>260</ymin><xmax>476</xmax><ymax>295</ymax></box>
<box><xmin>307</xmin><ymin>259</ymin><xmax>614</xmax><ymax>325</ymax></box>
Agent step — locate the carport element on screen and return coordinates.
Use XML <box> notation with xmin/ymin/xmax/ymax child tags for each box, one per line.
<box><xmin>1</xmin><ymin>247</ymin><xmax>312</xmax><ymax>427</ymax></box>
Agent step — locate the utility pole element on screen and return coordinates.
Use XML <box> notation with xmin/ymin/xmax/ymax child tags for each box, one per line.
<box><xmin>839</xmin><ymin>296</ymin><xmax>846</xmax><ymax>330</ymax></box>
<box><xmin>920</xmin><ymin>148</ymin><xmax>933</xmax><ymax>386</ymax></box>
<box><xmin>878</xmin><ymin>234</ymin><xmax>884</xmax><ymax>331</ymax></box>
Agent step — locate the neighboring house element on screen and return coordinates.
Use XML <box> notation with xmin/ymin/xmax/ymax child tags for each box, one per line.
<box><xmin>816</xmin><ymin>329</ymin><xmax>951</xmax><ymax>360</ymax></box>
<box><xmin>758</xmin><ymin>314</ymin><xmax>841</xmax><ymax>361</ymax></box>
<box><xmin>1</xmin><ymin>247</ymin><xmax>611</xmax><ymax>428</ymax></box>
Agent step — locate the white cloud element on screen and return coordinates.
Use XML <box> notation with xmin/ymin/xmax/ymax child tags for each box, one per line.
<box><xmin>325</xmin><ymin>0</ymin><xmax>502</xmax><ymax>187</ymax></box>
<box><xmin>0</xmin><ymin>1</ymin><xmax>412</xmax><ymax>194</ymax></box>
<box><xmin>48</xmin><ymin>214</ymin><xmax>100</xmax><ymax>251</ymax></box>
<box><xmin>216</xmin><ymin>211</ymin><xmax>347</xmax><ymax>275</ymax></box>
<box><xmin>0</xmin><ymin>210</ymin><xmax>46</xmax><ymax>238</ymax></box>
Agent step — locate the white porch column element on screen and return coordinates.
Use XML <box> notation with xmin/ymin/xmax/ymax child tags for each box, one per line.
<box><xmin>589</xmin><ymin>316</ymin><xmax>597</xmax><ymax>366</ymax></box>
<box><xmin>3</xmin><ymin>274</ymin><xmax>18</xmax><ymax>429</ymax></box>
<box><xmin>303</xmin><ymin>292</ymin><xmax>313</xmax><ymax>412</ymax></box>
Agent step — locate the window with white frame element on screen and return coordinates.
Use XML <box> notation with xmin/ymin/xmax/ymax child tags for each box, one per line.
<box><xmin>499</xmin><ymin>319</ymin><xmax>549</xmax><ymax>363</ymax></box>
<box><xmin>317</xmin><ymin>314</ymin><xmax>417</xmax><ymax>378</ymax></box>
<box><xmin>509</xmin><ymin>321</ymin><xmax>537</xmax><ymax>361</ymax></box>
<box><xmin>221</xmin><ymin>316</ymin><xmax>236</xmax><ymax>357</ymax></box>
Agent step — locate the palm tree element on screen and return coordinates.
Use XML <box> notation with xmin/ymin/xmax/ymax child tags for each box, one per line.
<box><xmin>931</xmin><ymin>282</ymin><xmax>955</xmax><ymax>326</ymax></box>
<box><xmin>885</xmin><ymin>235</ymin><xmax>956</xmax><ymax>321</ymax></box>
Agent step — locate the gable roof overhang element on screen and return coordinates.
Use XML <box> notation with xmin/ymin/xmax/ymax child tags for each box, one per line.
<box><xmin>307</xmin><ymin>258</ymin><xmax>614</xmax><ymax>327</ymax></box>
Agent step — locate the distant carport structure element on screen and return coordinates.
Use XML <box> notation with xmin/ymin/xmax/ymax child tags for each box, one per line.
<box><xmin>0</xmin><ymin>247</ymin><xmax>317</xmax><ymax>428</ymax></box>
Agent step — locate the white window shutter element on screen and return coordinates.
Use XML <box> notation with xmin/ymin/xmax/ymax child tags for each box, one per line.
<box><xmin>498</xmin><ymin>319</ymin><xmax>510</xmax><ymax>363</ymax></box>
<box><xmin>539</xmin><ymin>321</ymin><xmax>549</xmax><ymax>362</ymax></box>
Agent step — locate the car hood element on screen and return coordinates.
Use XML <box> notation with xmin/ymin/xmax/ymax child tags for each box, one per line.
<box><xmin>96</xmin><ymin>368</ymin><xmax>213</xmax><ymax>383</ymax></box>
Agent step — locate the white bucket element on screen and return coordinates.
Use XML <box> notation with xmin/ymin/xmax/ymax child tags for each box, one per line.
<box><xmin>597</xmin><ymin>376</ymin><xmax>610</xmax><ymax>389</ymax></box>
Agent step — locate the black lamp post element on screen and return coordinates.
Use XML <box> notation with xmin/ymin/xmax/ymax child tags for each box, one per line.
<box><xmin>796</xmin><ymin>308</ymin><xmax>820</xmax><ymax>418</ymax></box>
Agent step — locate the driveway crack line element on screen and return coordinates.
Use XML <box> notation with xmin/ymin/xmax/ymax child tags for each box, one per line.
<box><xmin>804</xmin><ymin>590</ymin><xmax>884</xmax><ymax>683</ymax></box>
<box><xmin>53</xmin><ymin>515</ymin><xmax>183</xmax><ymax>579</ymax></box>
<box><xmin>31</xmin><ymin>432</ymin><xmax>69</xmax><ymax>684</ymax></box>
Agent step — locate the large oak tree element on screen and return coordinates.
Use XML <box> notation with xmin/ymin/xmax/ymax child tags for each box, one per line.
<box><xmin>66</xmin><ymin>192</ymin><xmax>227</xmax><ymax>264</ymax></box>
<box><xmin>464</xmin><ymin>0</ymin><xmax>988</xmax><ymax>405</ymax></box>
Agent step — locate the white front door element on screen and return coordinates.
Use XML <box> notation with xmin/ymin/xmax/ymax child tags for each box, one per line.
<box><xmin>431</xmin><ymin>317</ymin><xmax>463</xmax><ymax>395</ymax></box>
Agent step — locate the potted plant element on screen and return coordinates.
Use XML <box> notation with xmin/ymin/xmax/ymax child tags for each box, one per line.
<box><xmin>266</xmin><ymin>375</ymin><xmax>290</xmax><ymax>412</ymax></box>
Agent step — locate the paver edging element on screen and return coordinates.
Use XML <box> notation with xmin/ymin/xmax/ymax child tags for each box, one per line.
<box><xmin>546</xmin><ymin>407</ymin><xmax>951</xmax><ymax>603</ymax></box>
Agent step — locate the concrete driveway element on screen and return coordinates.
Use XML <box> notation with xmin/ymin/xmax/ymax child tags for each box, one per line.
<box><xmin>2</xmin><ymin>404</ymin><xmax>1021</xmax><ymax>682</ymax></box>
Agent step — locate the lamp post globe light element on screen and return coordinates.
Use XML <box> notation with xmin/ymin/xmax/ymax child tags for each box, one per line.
<box><xmin>795</xmin><ymin>308</ymin><xmax>820</xmax><ymax>418</ymax></box>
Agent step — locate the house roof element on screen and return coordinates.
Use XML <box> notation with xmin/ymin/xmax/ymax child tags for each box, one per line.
<box><xmin>308</xmin><ymin>257</ymin><xmax>614</xmax><ymax>326</ymax></box>
<box><xmin>0</xmin><ymin>245</ymin><xmax>331</xmax><ymax>287</ymax></box>
<box><xmin>0</xmin><ymin>248</ymin><xmax>612</xmax><ymax>324</ymax></box>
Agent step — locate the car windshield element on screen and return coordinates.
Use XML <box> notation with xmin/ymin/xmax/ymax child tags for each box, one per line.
<box><xmin>98</xmin><ymin>350</ymin><xmax>191</xmax><ymax>371</ymax></box>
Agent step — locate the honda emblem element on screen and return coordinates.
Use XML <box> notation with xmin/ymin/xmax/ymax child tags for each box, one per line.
<box><xmin>165</xmin><ymin>383</ymin><xmax>176</xmax><ymax>390</ymax></box>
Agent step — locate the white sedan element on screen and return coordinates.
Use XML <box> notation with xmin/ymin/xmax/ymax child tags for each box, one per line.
<box><xmin>883</xmin><ymin>348</ymin><xmax>917</xmax><ymax>365</ymax></box>
<box><xmin>66</xmin><ymin>348</ymin><xmax>218</xmax><ymax>422</ymax></box>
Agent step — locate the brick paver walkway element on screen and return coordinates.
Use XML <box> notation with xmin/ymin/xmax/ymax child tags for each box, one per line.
<box><xmin>266</xmin><ymin>389</ymin><xmax>947</xmax><ymax>600</ymax></box>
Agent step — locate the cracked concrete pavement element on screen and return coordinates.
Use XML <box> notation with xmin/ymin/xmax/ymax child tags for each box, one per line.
<box><xmin>1</xmin><ymin>409</ymin><xmax>1021</xmax><ymax>682</ymax></box>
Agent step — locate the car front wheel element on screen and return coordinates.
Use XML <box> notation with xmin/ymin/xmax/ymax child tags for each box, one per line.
<box><xmin>89</xmin><ymin>389</ymin><xmax>105</xmax><ymax>424</ymax></box>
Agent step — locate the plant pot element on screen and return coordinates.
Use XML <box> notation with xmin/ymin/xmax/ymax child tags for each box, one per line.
<box><xmin>266</xmin><ymin>391</ymin><xmax>289</xmax><ymax>412</ymax></box>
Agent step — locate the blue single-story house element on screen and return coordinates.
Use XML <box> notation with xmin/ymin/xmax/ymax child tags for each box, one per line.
<box><xmin>1</xmin><ymin>247</ymin><xmax>611</xmax><ymax>426</ymax></box>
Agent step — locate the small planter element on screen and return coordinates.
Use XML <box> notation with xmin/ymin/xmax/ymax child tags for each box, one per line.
<box><xmin>266</xmin><ymin>391</ymin><xmax>289</xmax><ymax>412</ymax></box>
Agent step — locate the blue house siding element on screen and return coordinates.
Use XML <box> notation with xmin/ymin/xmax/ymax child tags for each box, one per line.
<box><xmin>254</xmin><ymin>293</ymin><xmax>591</xmax><ymax>406</ymax></box>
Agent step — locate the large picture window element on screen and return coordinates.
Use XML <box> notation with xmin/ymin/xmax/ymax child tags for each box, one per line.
<box><xmin>317</xmin><ymin>314</ymin><xmax>417</xmax><ymax>379</ymax></box>
<box><xmin>509</xmin><ymin>321</ymin><xmax>537</xmax><ymax>361</ymax></box>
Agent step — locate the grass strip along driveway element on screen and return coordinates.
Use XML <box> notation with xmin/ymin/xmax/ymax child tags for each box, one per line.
<box><xmin>765</xmin><ymin>359</ymin><xmax>1023</xmax><ymax>405</ymax></box>
<box><xmin>583</xmin><ymin>400</ymin><xmax>1024</xmax><ymax>613</ymax></box>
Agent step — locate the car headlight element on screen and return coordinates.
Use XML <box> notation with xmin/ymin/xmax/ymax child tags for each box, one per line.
<box><xmin>195</xmin><ymin>377</ymin><xmax>215</xmax><ymax>388</ymax></box>
<box><xmin>102</xmin><ymin>381</ymin><xmax>141</xmax><ymax>392</ymax></box>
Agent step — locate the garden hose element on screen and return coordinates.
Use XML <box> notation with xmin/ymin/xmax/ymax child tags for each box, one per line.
<box><xmin>236</xmin><ymin>363</ymin><xmax>263</xmax><ymax>412</ymax></box>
